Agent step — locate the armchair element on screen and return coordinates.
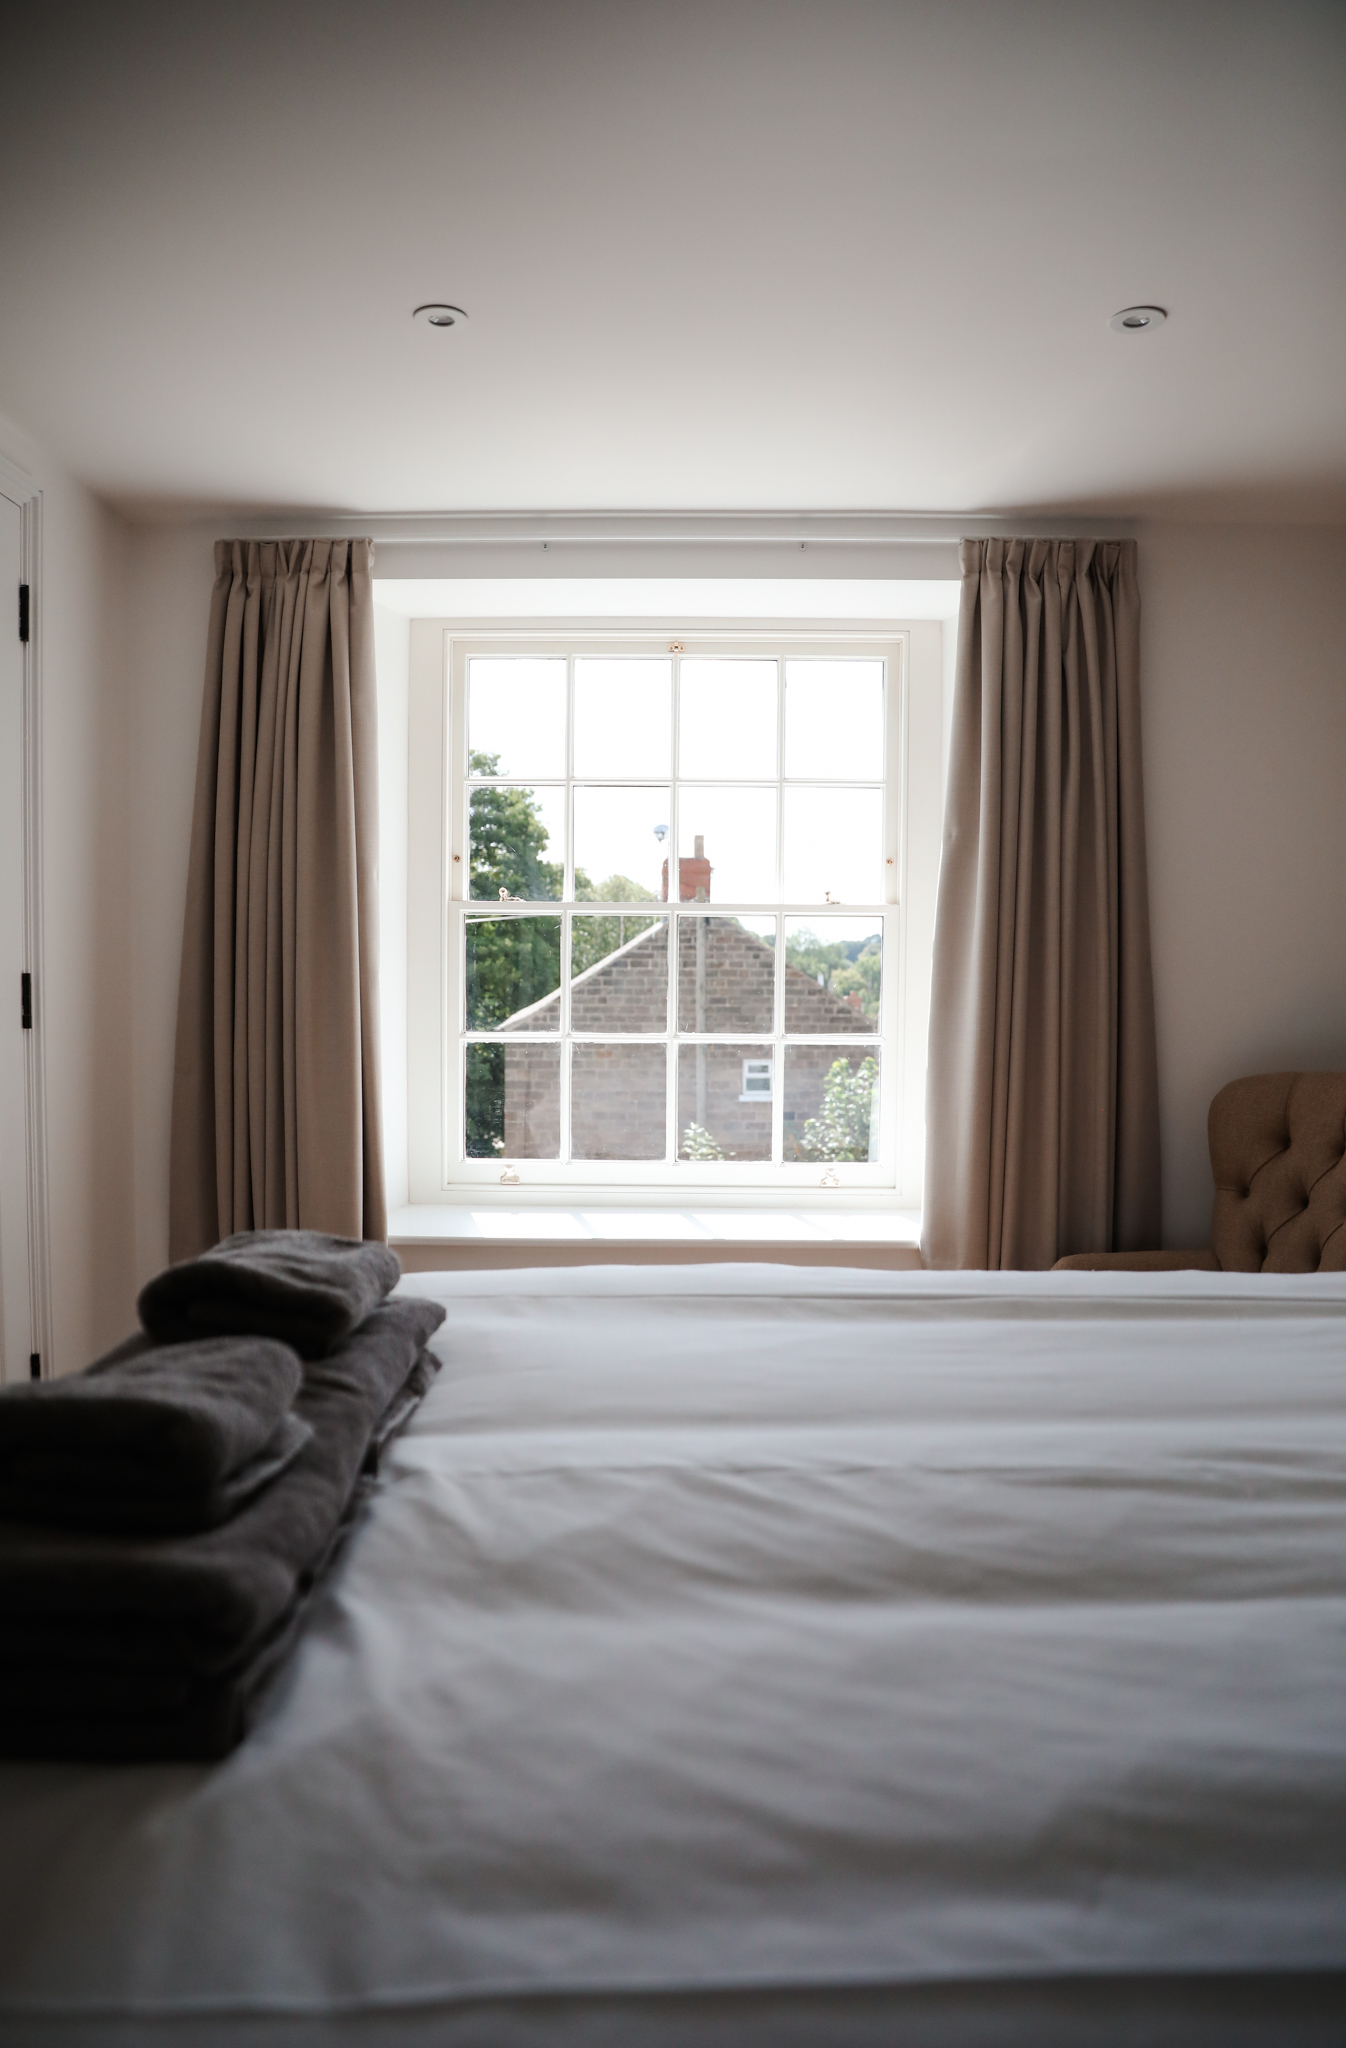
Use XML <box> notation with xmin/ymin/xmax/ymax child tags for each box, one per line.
<box><xmin>1054</xmin><ymin>1072</ymin><xmax>1346</xmax><ymax>1273</ymax></box>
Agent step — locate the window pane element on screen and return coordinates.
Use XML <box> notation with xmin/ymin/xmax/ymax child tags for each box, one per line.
<box><xmin>784</xmin><ymin>660</ymin><xmax>883</xmax><ymax>780</ymax></box>
<box><xmin>573</xmin><ymin>658</ymin><xmax>672</xmax><ymax>778</ymax></box>
<box><xmin>677</xmin><ymin>1044</ymin><xmax>773</xmax><ymax>1162</ymax></box>
<box><xmin>677</xmin><ymin>786</ymin><xmax>777</xmax><ymax>902</ymax></box>
<box><xmin>679</xmin><ymin>659</ymin><xmax>778</xmax><ymax>780</ymax></box>
<box><xmin>469</xmin><ymin>785</ymin><xmax>565</xmax><ymax>901</ymax></box>
<box><xmin>571</xmin><ymin>1043</ymin><xmax>667</xmax><ymax>1160</ymax></box>
<box><xmin>466</xmin><ymin>1042</ymin><xmax>560</xmax><ymax>1159</ymax></box>
<box><xmin>782</xmin><ymin>1047</ymin><xmax>881</xmax><ymax>1163</ymax></box>
<box><xmin>573</xmin><ymin>785</ymin><xmax>671</xmax><ymax>902</ymax></box>
<box><xmin>677</xmin><ymin>915</ymin><xmax>775</xmax><ymax>1035</ymax></box>
<box><xmin>782</xmin><ymin>786</ymin><xmax>882</xmax><ymax>904</ymax></box>
<box><xmin>468</xmin><ymin>658</ymin><xmax>566</xmax><ymax>780</ymax></box>
<box><xmin>465</xmin><ymin>917</ymin><xmax>561</xmax><ymax>1031</ymax></box>
<box><xmin>783</xmin><ymin>917</ymin><xmax>882</xmax><ymax>1033</ymax></box>
<box><xmin>571</xmin><ymin>915</ymin><xmax>668</xmax><ymax>1032</ymax></box>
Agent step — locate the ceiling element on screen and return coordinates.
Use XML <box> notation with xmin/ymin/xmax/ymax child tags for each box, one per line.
<box><xmin>1</xmin><ymin>0</ymin><xmax>1343</xmax><ymax>524</ymax></box>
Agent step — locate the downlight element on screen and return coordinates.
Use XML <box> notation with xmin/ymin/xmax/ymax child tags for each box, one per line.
<box><xmin>1109</xmin><ymin>305</ymin><xmax>1167</xmax><ymax>334</ymax></box>
<box><xmin>413</xmin><ymin>304</ymin><xmax>469</xmax><ymax>329</ymax></box>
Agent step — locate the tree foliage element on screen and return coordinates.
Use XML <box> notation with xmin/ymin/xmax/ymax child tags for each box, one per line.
<box><xmin>782</xmin><ymin>929</ymin><xmax>881</xmax><ymax>1020</ymax></box>
<box><xmin>572</xmin><ymin>873</ymin><xmax>659</xmax><ymax>977</ymax></box>
<box><xmin>680</xmin><ymin>1121</ymin><xmax>731</xmax><ymax>1160</ymax></box>
<box><xmin>795</xmin><ymin>1056</ymin><xmax>878</xmax><ymax>1162</ymax></box>
<box><xmin>468</xmin><ymin>752</ymin><xmax>566</xmax><ymax>901</ymax></box>
<box><xmin>465</xmin><ymin>1043</ymin><xmax>506</xmax><ymax>1157</ymax></box>
<box><xmin>827</xmin><ymin>948</ymin><xmax>881</xmax><ymax>1018</ymax></box>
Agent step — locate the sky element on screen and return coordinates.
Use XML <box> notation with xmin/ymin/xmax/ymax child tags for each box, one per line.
<box><xmin>468</xmin><ymin>654</ymin><xmax>887</xmax><ymax>905</ymax></box>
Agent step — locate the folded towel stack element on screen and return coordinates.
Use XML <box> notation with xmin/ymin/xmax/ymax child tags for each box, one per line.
<box><xmin>0</xmin><ymin>1233</ymin><xmax>445</xmax><ymax>1762</ymax></box>
<box><xmin>0</xmin><ymin>1337</ymin><xmax>310</xmax><ymax>1534</ymax></box>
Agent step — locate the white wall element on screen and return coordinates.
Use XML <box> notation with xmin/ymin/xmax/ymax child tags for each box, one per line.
<box><xmin>121</xmin><ymin>524</ymin><xmax>217</xmax><ymax>1297</ymax></box>
<box><xmin>0</xmin><ymin>415</ymin><xmax>135</xmax><ymax>1369</ymax></box>
<box><xmin>1140</xmin><ymin>523</ymin><xmax>1346</xmax><ymax>1245</ymax></box>
<box><xmin>373</xmin><ymin>603</ymin><xmax>411</xmax><ymax>1212</ymax></box>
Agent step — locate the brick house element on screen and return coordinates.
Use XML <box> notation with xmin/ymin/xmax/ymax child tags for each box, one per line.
<box><xmin>498</xmin><ymin>916</ymin><xmax>874</xmax><ymax>1161</ymax></box>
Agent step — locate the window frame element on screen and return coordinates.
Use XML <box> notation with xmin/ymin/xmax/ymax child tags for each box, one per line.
<box><xmin>405</xmin><ymin>619</ymin><xmax>945</xmax><ymax>1209</ymax></box>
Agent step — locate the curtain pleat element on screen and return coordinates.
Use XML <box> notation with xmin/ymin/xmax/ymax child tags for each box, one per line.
<box><xmin>169</xmin><ymin>538</ymin><xmax>385</xmax><ymax>1258</ymax></box>
<box><xmin>922</xmin><ymin>538</ymin><xmax>1159</xmax><ymax>1269</ymax></box>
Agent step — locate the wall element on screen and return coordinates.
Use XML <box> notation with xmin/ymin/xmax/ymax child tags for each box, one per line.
<box><xmin>120</xmin><ymin>524</ymin><xmax>217</xmax><ymax>1297</ymax></box>
<box><xmin>0</xmin><ymin>415</ymin><xmax>135</xmax><ymax>1370</ymax></box>
<box><xmin>373</xmin><ymin>602</ymin><xmax>411</xmax><ymax>1210</ymax></box>
<box><xmin>1139</xmin><ymin>523</ymin><xmax>1346</xmax><ymax>1245</ymax></box>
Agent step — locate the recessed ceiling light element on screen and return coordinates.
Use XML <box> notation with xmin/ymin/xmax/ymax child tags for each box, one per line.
<box><xmin>413</xmin><ymin>303</ymin><xmax>468</xmax><ymax>329</ymax></box>
<box><xmin>1109</xmin><ymin>305</ymin><xmax>1167</xmax><ymax>334</ymax></box>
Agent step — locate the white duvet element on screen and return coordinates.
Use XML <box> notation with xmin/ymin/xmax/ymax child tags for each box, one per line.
<box><xmin>1</xmin><ymin>1266</ymin><xmax>1344</xmax><ymax>2028</ymax></box>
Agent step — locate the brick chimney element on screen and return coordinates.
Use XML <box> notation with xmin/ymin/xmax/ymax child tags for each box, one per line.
<box><xmin>662</xmin><ymin>834</ymin><xmax>712</xmax><ymax>902</ymax></box>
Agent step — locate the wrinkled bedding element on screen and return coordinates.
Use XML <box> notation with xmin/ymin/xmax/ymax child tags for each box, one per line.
<box><xmin>1</xmin><ymin>1266</ymin><xmax>1343</xmax><ymax>2044</ymax></box>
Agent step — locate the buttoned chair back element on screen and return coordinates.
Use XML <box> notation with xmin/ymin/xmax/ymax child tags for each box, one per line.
<box><xmin>1208</xmin><ymin>1073</ymin><xmax>1346</xmax><ymax>1272</ymax></box>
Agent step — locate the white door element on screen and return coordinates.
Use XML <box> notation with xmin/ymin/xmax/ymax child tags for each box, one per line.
<box><xmin>0</xmin><ymin>494</ymin><xmax>31</xmax><ymax>1383</ymax></box>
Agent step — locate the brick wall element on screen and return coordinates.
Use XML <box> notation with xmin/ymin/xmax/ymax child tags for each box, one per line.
<box><xmin>501</xmin><ymin>1044</ymin><xmax>561</xmax><ymax>1158</ymax></box>
<box><xmin>498</xmin><ymin>916</ymin><xmax>878</xmax><ymax>1159</ymax></box>
<box><xmin>572</xmin><ymin>1042</ymin><xmax>666</xmax><ymax>1158</ymax></box>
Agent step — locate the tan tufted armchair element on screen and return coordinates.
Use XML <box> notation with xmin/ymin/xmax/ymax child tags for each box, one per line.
<box><xmin>1054</xmin><ymin>1072</ymin><xmax>1346</xmax><ymax>1273</ymax></box>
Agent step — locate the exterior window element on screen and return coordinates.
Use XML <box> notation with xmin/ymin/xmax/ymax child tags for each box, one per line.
<box><xmin>401</xmin><ymin>621</ymin><xmax>944</xmax><ymax>1202</ymax></box>
<box><xmin>740</xmin><ymin>1058</ymin><xmax>773</xmax><ymax>1102</ymax></box>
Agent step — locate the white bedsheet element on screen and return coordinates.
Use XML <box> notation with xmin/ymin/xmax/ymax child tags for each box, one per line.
<box><xmin>1</xmin><ymin>1267</ymin><xmax>1344</xmax><ymax>2037</ymax></box>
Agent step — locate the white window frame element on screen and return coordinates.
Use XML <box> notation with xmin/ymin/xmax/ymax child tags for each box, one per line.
<box><xmin>405</xmin><ymin>619</ymin><xmax>945</xmax><ymax>1210</ymax></box>
<box><xmin>740</xmin><ymin>1057</ymin><xmax>774</xmax><ymax>1104</ymax></box>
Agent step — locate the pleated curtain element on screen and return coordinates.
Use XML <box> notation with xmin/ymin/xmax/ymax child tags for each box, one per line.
<box><xmin>169</xmin><ymin>539</ymin><xmax>386</xmax><ymax>1259</ymax></box>
<box><xmin>922</xmin><ymin>538</ymin><xmax>1160</xmax><ymax>1269</ymax></box>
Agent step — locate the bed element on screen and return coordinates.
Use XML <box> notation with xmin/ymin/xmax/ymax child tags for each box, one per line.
<box><xmin>1</xmin><ymin>1264</ymin><xmax>1344</xmax><ymax>2046</ymax></box>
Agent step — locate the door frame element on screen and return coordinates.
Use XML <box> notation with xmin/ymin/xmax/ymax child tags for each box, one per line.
<box><xmin>0</xmin><ymin>453</ymin><xmax>52</xmax><ymax>1378</ymax></box>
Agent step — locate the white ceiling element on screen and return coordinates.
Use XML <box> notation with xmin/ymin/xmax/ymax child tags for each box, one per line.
<box><xmin>1</xmin><ymin>0</ymin><xmax>1343</xmax><ymax>524</ymax></box>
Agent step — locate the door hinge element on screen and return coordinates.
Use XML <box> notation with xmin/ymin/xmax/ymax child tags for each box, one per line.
<box><xmin>18</xmin><ymin>585</ymin><xmax>29</xmax><ymax>643</ymax></box>
<box><xmin>20</xmin><ymin>972</ymin><xmax>32</xmax><ymax>1030</ymax></box>
<box><xmin>29</xmin><ymin>1353</ymin><xmax>40</xmax><ymax>1381</ymax></box>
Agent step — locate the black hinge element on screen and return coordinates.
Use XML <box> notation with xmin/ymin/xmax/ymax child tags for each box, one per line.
<box><xmin>18</xmin><ymin>585</ymin><xmax>29</xmax><ymax>643</ymax></box>
<box><xmin>29</xmin><ymin>1354</ymin><xmax>40</xmax><ymax>1381</ymax></box>
<box><xmin>20</xmin><ymin>972</ymin><xmax>31</xmax><ymax>1030</ymax></box>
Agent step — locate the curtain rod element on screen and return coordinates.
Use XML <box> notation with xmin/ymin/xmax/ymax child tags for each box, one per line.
<box><xmin>218</xmin><ymin>512</ymin><xmax>1134</xmax><ymax>546</ymax></box>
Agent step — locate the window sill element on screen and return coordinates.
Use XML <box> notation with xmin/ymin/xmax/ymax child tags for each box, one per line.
<box><xmin>388</xmin><ymin>1203</ymin><xmax>922</xmax><ymax>1273</ymax></box>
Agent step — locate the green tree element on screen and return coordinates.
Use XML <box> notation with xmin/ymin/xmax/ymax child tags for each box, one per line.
<box><xmin>571</xmin><ymin>873</ymin><xmax>659</xmax><ymax>976</ymax></box>
<box><xmin>795</xmin><ymin>1056</ymin><xmax>878</xmax><ymax>1162</ymax></box>
<box><xmin>465</xmin><ymin>752</ymin><xmax>566</xmax><ymax>1155</ymax></box>
<box><xmin>465</xmin><ymin>917</ymin><xmax>562</xmax><ymax>1031</ymax></box>
<box><xmin>782</xmin><ymin>929</ymin><xmax>881</xmax><ymax>1019</ymax></box>
<box><xmin>828</xmin><ymin>944</ymin><xmax>881</xmax><ymax>1020</ymax></box>
<box><xmin>681</xmin><ymin>1122</ymin><xmax>731</xmax><ymax>1160</ymax></box>
<box><xmin>465</xmin><ymin>1043</ymin><xmax>506</xmax><ymax>1157</ymax></box>
<box><xmin>783</xmin><ymin>927</ymin><xmax>855</xmax><ymax>986</ymax></box>
<box><xmin>468</xmin><ymin>751</ymin><xmax>565</xmax><ymax>901</ymax></box>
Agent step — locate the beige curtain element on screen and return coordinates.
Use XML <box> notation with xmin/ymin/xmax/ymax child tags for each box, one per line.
<box><xmin>923</xmin><ymin>538</ymin><xmax>1160</xmax><ymax>1269</ymax></box>
<box><xmin>169</xmin><ymin>539</ymin><xmax>386</xmax><ymax>1258</ymax></box>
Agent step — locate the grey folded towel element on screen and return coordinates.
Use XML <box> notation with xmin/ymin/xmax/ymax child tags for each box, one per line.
<box><xmin>137</xmin><ymin>1230</ymin><xmax>401</xmax><ymax>1359</ymax></box>
<box><xmin>0</xmin><ymin>1293</ymin><xmax>447</xmax><ymax>1761</ymax></box>
<box><xmin>0</xmin><ymin>1338</ymin><xmax>309</xmax><ymax>1535</ymax></box>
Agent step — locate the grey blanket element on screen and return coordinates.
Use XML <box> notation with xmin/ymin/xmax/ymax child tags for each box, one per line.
<box><xmin>0</xmin><ymin>1337</ymin><xmax>309</xmax><ymax>1535</ymax></box>
<box><xmin>0</xmin><ymin>1294</ymin><xmax>446</xmax><ymax>1761</ymax></box>
<box><xmin>137</xmin><ymin>1229</ymin><xmax>402</xmax><ymax>1359</ymax></box>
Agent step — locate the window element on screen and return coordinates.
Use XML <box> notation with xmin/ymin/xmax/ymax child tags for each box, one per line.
<box><xmin>740</xmin><ymin>1058</ymin><xmax>773</xmax><ymax>1103</ymax></box>
<box><xmin>402</xmin><ymin>622</ymin><xmax>945</xmax><ymax>1204</ymax></box>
